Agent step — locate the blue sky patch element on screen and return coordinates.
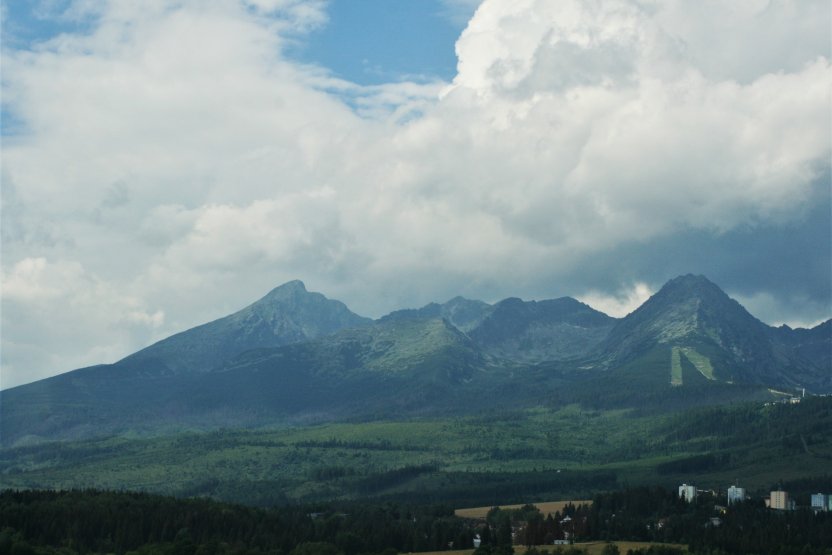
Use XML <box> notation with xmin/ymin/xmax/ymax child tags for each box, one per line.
<box><xmin>288</xmin><ymin>0</ymin><xmax>465</xmax><ymax>85</ymax></box>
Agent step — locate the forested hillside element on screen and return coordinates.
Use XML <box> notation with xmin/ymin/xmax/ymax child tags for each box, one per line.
<box><xmin>2</xmin><ymin>398</ymin><xmax>830</xmax><ymax>507</ymax></box>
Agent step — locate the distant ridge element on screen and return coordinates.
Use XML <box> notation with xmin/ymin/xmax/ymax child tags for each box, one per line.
<box><xmin>468</xmin><ymin>296</ymin><xmax>615</xmax><ymax>362</ymax></box>
<box><xmin>379</xmin><ymin>296</ymin><xmax>493</xmax><ymax>332</ymax></box>
<box><xmin>1</xmin><ymin>274</ymin><xmax>829</xmax><ymax>446</ymax></box>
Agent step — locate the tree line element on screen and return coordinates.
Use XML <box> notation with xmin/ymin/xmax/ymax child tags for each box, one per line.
<box><xmin>0</xmin><ymin>489</ymin><xmax>473</xmax><ymax>555</ymax></box>
<box><xmin>2</xmin><ymin>486</ymin><xmax>831</xmax><ymax>555</ymax></box>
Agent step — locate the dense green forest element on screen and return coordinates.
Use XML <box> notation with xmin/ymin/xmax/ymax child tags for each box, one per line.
<box><xmin>0</xmin><ymin>490</ymin><xmax>472</xmax><ymax>555</ymax></box>
<box><xmin>2</xmin><ymin>399</ymin><xmax>829</xmax><ymax>554</ymax></box>
<box><xmin>2</xmin><ymin>487</ymin><xmax>831</xmax><ymax>555</ymax></box>
<box><xmin>2</xmin><ymin>398</ymin><xmax>830</xmax><ymax>506</ymax></box>
<box><xmin>3</xmin><ymin>490</ymin><xmax>466</xmax><ymax>555</ymax></box>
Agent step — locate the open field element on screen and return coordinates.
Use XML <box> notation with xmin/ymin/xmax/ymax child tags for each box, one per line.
<box><xmin>455</xmin><ymin>500</ymin><xmax>592</xmax><ymax>519</ymax></box>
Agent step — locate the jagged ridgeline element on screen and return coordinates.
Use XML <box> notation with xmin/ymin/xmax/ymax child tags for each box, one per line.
<box><xmin>1</xmin><ymin>275</ymin><xmax>829</xmax><ymax>445</ymax></box>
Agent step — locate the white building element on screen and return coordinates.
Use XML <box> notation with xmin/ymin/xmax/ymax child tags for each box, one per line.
<box><xmin>679</xmin><ymin>484</ymin><xmax>697</xmax><ymax>502</ymax></box>
<box><xmin>811</xmin><ymin>493</ymin><xmax>829</xmax><ymax>512</ymax></box>
<box><xmin>727</xmin><ymin>485</ymin><xmax>746</xmax><ymax>505</ymax></box>
<box><xmin>770</xmin><ymin>490</ymin><xmax>792</xmax><ymax>510</ymax></box>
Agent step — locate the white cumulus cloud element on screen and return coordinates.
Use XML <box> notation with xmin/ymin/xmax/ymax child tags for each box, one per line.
<box><xmin>1</xmin><ymin>0</ymin><xmax>829</xmax><ymax>388</ymax></box>
<box><xmin>578</xmin><ymin>283</ymin><xmax>654</xmax><ymax>319</ymax></box>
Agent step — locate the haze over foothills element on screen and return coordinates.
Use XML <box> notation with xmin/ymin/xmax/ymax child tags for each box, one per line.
<box><xmin>1</xmin><ymin>0</ymin><xmax>830</xmax><ymax>389</ymax></box>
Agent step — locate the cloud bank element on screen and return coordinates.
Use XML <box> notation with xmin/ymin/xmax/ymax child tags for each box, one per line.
<box><xmin>2</xmin><ymin>0</ymin><xmax>830</xmax><ymax>387</ymax></box>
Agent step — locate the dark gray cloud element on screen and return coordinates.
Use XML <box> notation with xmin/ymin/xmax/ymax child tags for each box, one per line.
<box><xmin>391</xmin><ymin>178</ymin><xmax>830</xmax><ymax>328</ymax></box>
<box><xmin>556</xmin><ymin>177</ymin><xmax>831</xmax><ymax>326</ymax></box>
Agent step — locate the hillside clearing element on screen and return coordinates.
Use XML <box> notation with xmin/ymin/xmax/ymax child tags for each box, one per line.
<box><xmin>680</xmin><ymin>347</ymin><xmax>715</xmax><ymax>380</ymax></box>
<box><xmin>670</xmin><ymin>347</ymin><xmax>683</xmax><ymax>386</ymax></box>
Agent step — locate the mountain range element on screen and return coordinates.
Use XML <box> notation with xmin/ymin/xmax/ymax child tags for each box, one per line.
<box><xmin>2</xmin><ymin>274</ymin><xmax>829</xmax><ymax>447</ymax></box>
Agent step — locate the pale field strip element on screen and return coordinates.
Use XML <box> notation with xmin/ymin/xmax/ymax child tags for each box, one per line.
<box><xmin>679</xmin><ymin>348</ymin><xmax>715</xmax><ymax>380</ymax></box>
<box><xmin>670</xmin><ymin>347</ymin><xmax>683</xmax><ymax>386</ymax></box>
<box><xmin>768</xmin><ymin>388</ymin><xmax>793</xmax><ymax>397</ymax></box>
<box><xmin>454</xmin><ymin>500</ymin><xmax>592</xmax><ymax>519</ymax></box>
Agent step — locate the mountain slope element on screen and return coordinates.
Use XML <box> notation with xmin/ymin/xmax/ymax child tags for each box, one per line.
<box><xmin>598</xmin><ymin>274</ymin><xmax>829</xmax><ymax>390</ymax></box>
<box><xmin>206</xmin><ymin>316</ymin><xmax>494</xmax><ymax>417</ymax></box>
<box><xmin>769</xmin><ymin>320</ymin><xmax>832</xmax><ymax>387</ymax></box>
<box><xmin>0</xmin><ymin>317</ymin><xmax>495</xmax><ymax>445</ymax></box>
<box><xmin>1</xmin><ymin>280</ymin><xmax>371</xmax><ymax>445</ymax></box>
<box><xmin>117</xmin><ymin>280</ymin><xmax>371</xmax><ymax>375</ymax></box>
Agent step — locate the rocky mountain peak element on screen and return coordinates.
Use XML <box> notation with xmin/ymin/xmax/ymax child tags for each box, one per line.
<box><xmin>654</xmin><ymin>274</ymin><xmax>726</xmax><ymax>301</ymax></box>
<box><xmin>260</xmin><ymin>279</ymin><xmax>308</xmax><ymax>301</ymax></box>
<box><xmin>600</xmin><ymin>275</ymin><xmax>782</xmax><ymax>383</ymax></box>
<box><xmin>116</xmin><ymin>280</ymin><xmax>370</xmax><ymax>376</ymax></box>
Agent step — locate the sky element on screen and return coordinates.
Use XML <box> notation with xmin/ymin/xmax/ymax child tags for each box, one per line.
<box><xmin>1</xmin><ymin>0</ymin><xmax>830</xmax><ymax>389</ymax></box>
